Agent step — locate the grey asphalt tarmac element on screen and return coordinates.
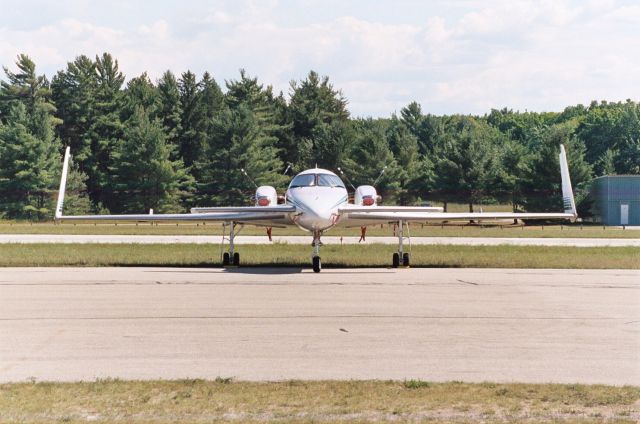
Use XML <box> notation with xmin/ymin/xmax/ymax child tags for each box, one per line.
<box><xmin>0</xmin><ymin>267</ymin><xmax>638</xmax><ymax>384</ymax></box>
<box><xmin>1</xmin><ymin>234</ymin><xmax>639</xmax><ymax>246</ymax></box>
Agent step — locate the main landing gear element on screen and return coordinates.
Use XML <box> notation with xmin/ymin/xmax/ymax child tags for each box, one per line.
<box><xmin>221</xmin><ymin>221</ymin><xmax>243</xmax><ymax>266</ymax></box>
<box><xmin>311</xmin><ymin>231</ymin><xmax>322</xmax><ymax>273</ymax></box>
<box><xmin>222</xmin><ymin>252</ymin><xmax>240</xmax><ymax>266</ymax></box>
<box><xmin>391</xmin><ymin>220</ymin><xmax>411</xmax><ymax>268</ymax></box>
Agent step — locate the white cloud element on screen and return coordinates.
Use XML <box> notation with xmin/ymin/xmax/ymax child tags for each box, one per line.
<box><xmin>1</xmin><ymin>0</ymin><xmax>639</xmax><ymax>116</ymax></box>
<box><xmin>138</xmin><ymin>20</ymin><xmax>169</xmax><ymax>39</ymax></box>
<box><xmin>201</xmin><ymin>11</ymin><xmax>234</xmax><ymax>25</ymax></box>
<box><xmin>605</xmin><ymin>4</ymin><xmax>640</xmax><ymax>23</ymax></box>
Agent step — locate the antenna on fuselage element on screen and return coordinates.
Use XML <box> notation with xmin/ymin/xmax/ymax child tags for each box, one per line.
<box><xmin>336</xmin><ymin>167</ymin><xmax>357</xmax><ymax>191</ymax></box>
<box><xmin>283</xmin><ymin>162</ymin><xmax>293</xmax><ymax>175</ymax></box>
<box><xmin>240</xmin><ymin>168</ymin><xmax>258</xmax><ymax>188</ymax></box>
<box><xmin>373</xmin><ymin>165</ymin><xmax>387</xmax><ymax>186</ymax></box>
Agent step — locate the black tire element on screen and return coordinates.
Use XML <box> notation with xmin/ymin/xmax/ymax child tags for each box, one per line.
<box><xmin>402</xmin><ymin>252</ymin><xmax>410</xmax><ymax>267</ymax></box>
<box><xmin>222</xmin><ymin>252</ymin><xmax>230</xmax><ymax>266</ymax></box>
<box><xmin>312</xmin><ymin>256</ymin><xmax>321</xmax><ymax>273</ymax></box>
<box><xmin>392</xmin><ymin>253</ymin><xmax>400</xmax><ymax>268</ymax></box>
<box><xmin>233</xmin><ymin>252</ymin><xmax>240</xmax><ymax>266</ymax></box>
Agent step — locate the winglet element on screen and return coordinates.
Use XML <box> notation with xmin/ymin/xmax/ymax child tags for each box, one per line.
<box><xmin>55</xmin><ymin>146</ymin><xmax>71</xmax><ymax>220</ymax></box>
<box><xmin>559</xmin><ymin>144</ymin><xmax>577</xmax><ymax>218</ymax></box>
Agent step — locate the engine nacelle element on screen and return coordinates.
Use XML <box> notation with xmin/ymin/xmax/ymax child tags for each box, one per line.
<box><xmin>354</xmin><ymin>185</ymin><xmax>378</xmax><ymax>206</ymax></box>
<box><xmin>255</xmin><ymin>186</ymin><xmax>277</xmax><ymax>206</ymax></box>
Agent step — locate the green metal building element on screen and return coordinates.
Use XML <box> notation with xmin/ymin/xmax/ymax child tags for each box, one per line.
<box><xmin>590</xmin><ymin>175</ymin><xmax>640</xmax><ymax>225</ymax></box>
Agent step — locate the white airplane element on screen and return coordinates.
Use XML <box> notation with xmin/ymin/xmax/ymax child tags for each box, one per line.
<box><xmin>55</xmin><ymin>145</ymin><xmax>577</xmax><ymax>272</ymax></box>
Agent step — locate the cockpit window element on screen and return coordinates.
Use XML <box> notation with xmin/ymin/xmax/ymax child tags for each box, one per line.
<box><xmin>289</xmin><ymin>174</ymin><xmax>316</xmax><ymax>188</ymax></box>
<box><xmin>289</xmin><ymin>173</ymin><xmax>345</xmax><ymax>188</ymax></box>
<box><xmin>317</xmin><ymin>174</ymin><xmax>345</xmax><ymax>188</ymax></box>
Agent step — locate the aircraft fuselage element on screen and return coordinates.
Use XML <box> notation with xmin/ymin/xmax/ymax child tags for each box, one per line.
<box><xmin>285</xmin><ymin>169</ymin><xmax>348</xmax><ymax>232</ymax></box>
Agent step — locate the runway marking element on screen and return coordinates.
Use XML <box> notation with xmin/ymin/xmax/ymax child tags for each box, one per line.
<box><xmin>456</xmin><ymin>279</ymin><xmax>479</xmax><ymax>286</ymax></box>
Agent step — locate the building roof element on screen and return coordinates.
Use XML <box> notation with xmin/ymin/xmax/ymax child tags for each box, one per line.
<box><xmin>592</xmin><ymin>175</ymin><xmax>640</xmax><ymax>180</ymax></box>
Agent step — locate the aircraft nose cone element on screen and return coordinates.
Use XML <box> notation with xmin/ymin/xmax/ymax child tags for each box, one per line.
<box><xmin>305</xmin><ymin>201</ymin><xmax>335</xmax><ymax>230</ymax></box>
<box><xmin>313</xmin><ymin>206</ymin><xmax>332</xmax><ymax>220</ymax></box>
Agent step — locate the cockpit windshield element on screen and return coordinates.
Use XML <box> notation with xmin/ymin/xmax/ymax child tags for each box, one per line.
<box><xmin>289</xmin><ymin>173</ymin><xmax>345</xmax><ymax>188</ymax></box>
<box><xmin>289</xmin><ymin>174</ymin><xmax>316</xmax><ymax>188</ymax></box>
<box><xmin>317</xmin><ymin>174</ymin><xmax>345</xmax><ymax>188</ymax></box>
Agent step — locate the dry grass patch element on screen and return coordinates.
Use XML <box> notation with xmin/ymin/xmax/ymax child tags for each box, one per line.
<box><xmin>0</xmin><ymin>379</ymin><xmax>638</xmax><ymax>423</ymax></box>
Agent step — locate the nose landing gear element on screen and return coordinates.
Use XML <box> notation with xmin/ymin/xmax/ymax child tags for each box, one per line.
<box><xmin>312</xmin><ymin>255</ymin><xmax>321</xmax><ymax>273</ymax></box>
<box><xmin>312</xmin><ymin>231</ymin><xmax>322</xmax><ymax>273</ymax></box>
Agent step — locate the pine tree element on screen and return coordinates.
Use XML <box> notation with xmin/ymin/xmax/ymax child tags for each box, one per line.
<box><xmin>342</xmin><ymin>119</ymin><xmax>400</xmax><ymax>197</ymax></box>
<box><xmin>433</xmin><ymin>116</ymin><xmax>505</xmax><ymax>211</ymax></box>
<box><xmin>63</xmin><ymin>161</ymin><xmax>93</xmax><ymax>215</ymax></box>
<box><xmin>157</xmin><ymin>70</ymin><xmax>182</xmax><ymax>158</ymax></box>
<box><xmin>1</xmin><ymin>54</ymin><xmax>58</xmax><ymax>121</ymax></box>
<box><xmin>387</xmin><ymin>115</ymin><xmax>420</xmax><ymax>204</ymax></box>
<box><xmin>123</xmin><ymin>73</ymin><xmax>159</xmax><ymax>118</ymax></box>
<box><xmin>86</xmin><ymin>53</ymin><xmax>125</xmax><ymax>210</ymax></box>
<box><xmin>184</xmin><ymin>72</ymin><xmax>226</xmax><ymax>200</ymax></box>
<box><xmin>0</xmin><ymin>103</ymin><xmax>61</xmax><ymax>219</ymax></box>
<box><xmin>499</xmin><ymin>139</ymin><xmax>531</xmax><ymax>211</ymax></box>
<box><xmin>199</xmin><ymin>72</ymin><xmax>224</xmax><ymax>123</ymax></box>
<box><xmin>310</xmin><ymin>120</ymin><xmax>354</xmax><ymax>171</ymax></box>
<box><xmin>178</xmin><ymin>71</ymin><xmax>206</xmax><ymax>169</ymax></box>
<box><xmin>195</xmin><ymin>105</ymin><xmax>286</xmax><ymax>206</ymax></box>
<box><xmin>0</xmin><ymin>55</ymin><xmax>64</xmax><ymax>220</ymax></box>
<box><xmin>225</xmin><ymin>69</ymin><xmax>272</xmax><ymax>112</ymax></box>
<box><xmin>271</xmin><ymin>91</ymin><xmax>297</xmax><ymax>175</ymax></box>
<box><xmin>110</xmin><ymin>107</ymin><xmax>193</xmax><ymax>213</ymax></box>
<box><xmin>51</xmin><ymin>55</ymin><xmax>97</xmax><ymax>169</ymax></box>
<box><xmin>288</xmin><ymin>71</ymin><xmax>349</xmax><ymax>169</ymax></box>
<box><xmin>400</xmin><ymin>102</ymin><xmax>436</xmax><ymax>155</ymax></box>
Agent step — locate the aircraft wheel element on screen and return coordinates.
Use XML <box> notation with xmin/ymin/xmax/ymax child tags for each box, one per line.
<box><xmin>233</xmin><ymin>252</ymin><xmax>240</xmax><ymax>266</ymax></box>
<box><xmin>222</xmin><ymin>252</ymin><xmax>230</xmax><ymax>266</ymax></box>
<box><xmin>392</xmin><ymin>253</ymin><xmax>400</xmax><ymax>268</ymax></box>
<box><xmin>312</xmin><ymin>256</ymin><xmax>321</xmax><ymax>273</ymax></box>
<box><xmin>402</xmin><ymin>253</ymin><xmax>410</xmax><ymax>267</ymax></box>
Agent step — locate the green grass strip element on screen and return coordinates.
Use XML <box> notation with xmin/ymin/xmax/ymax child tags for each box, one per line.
<box><xmin>0</xmin><ymin>243</ymin><xmax>637</xmax><ymax>268</ymax></box>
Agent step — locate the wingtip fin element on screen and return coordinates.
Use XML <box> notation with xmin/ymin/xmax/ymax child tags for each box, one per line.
<box><xmin>55</xmin><ymin>146</ymin><xmax>71</xmax><ymax>220</ymax></box>
<box><xmin>559</xmin><ymin>144</ymin><xmax>577</xmax><ymax>218</ymax></box>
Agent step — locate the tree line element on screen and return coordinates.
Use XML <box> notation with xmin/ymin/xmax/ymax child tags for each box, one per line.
<box><xmin>0</xmin><ymin>53</ymin><xmax>638</xmax><ymax>220</ymax></box>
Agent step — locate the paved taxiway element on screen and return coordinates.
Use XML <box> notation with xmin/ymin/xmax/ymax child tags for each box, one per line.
<box><xmin>1</xmin><ymin>234</ymin><xmax>639</xmax><ymax>246</ymax></box>
<box><xmin>0</xmin><ymin>267</ymin><xmax>638</xmax><ymax>384</ymax></box>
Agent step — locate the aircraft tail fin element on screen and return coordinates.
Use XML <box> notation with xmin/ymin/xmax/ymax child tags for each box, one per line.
<box><xmin>559</xmin><ymin>144</ymin><xmax>577</xmax><ymax>218</ymax></box>
<box><xmin>55</xmin><ymin>146</ymin><xmax>71</xmax><ymax>220</ymax></box>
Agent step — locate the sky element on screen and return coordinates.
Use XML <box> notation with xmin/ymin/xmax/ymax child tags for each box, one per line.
<box><xmin>1</xmin><ymin>0</ymin><xmax>639</xmax><ymax>117</ymax></box>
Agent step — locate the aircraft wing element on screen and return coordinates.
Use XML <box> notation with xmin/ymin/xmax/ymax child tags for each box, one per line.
<box><xmin>55</xmin><ymin>211</ymin><xmax>294</xmax><ymax>222</ymax></box>
<box><xmin>190</xmin><ymin>206</ymin><xmax>295</xmax><ymax>213</ymax></box>
<box><xmin>341</xmin><ymin>211</ymin><xmax>574</xmax><ymax>224</ymax></box>
<box><xmin>54</xmin><ymin>147</ymin><xmax>295</xmax><ymax>224</ymax></box>
<box><xmin>339</xmin><ymin>205</ymin><xmax>444</xmax><ymax>213</ymax></box>
<box><xmin>340</xmin><ymin>144</ymin><xmax>578</xmax><ymax>226</ymax></box>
